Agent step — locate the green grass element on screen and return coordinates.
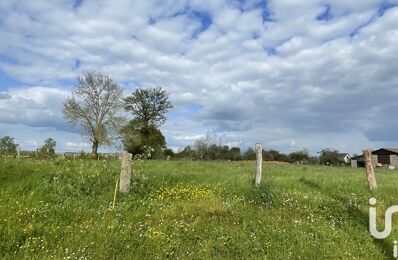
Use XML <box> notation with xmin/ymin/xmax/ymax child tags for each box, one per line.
<box><xmin>1</xmin><ymin>159</ymin><xmax>398</xmax><ymax>259</ymax></box>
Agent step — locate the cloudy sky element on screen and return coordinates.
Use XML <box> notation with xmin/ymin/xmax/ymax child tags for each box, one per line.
<box><xmin>0</xmin><ymin>0</ymin><xmax>397</xmax><ymax>154</ymax></box>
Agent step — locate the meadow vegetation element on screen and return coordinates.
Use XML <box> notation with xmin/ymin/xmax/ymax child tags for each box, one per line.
<box><xmin>1</xmin><ymin>159</ymin><xmax>397</xmax><ymax>259</ymax></box>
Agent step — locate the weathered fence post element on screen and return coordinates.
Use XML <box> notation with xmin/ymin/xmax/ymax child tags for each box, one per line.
<box><xmin>363</xmin><ymin>149</ymin><xmax>377</xmax><ymax>190</ymax></box>
<box><xmin>119</xmin><ymin>151</ymin><xmax>132</xmax><ymax>194</ymax></box>
<box><xmin>255</xmin><ymin>143</ymin><xmax>262</xmax><ymax>186</ymax></box>
<box><xmin>17</xmin><ymin>145</ymin><xmax>20</xmax><ymax>161</ymax></box>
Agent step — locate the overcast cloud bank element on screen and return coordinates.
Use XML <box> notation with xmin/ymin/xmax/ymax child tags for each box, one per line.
<box><xmin>0</xmin><ymin>0</ymin><xmax>397</xmax><ymax>153</ymax></box>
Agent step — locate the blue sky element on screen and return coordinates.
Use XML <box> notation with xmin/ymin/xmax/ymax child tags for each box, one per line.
<box><xmin>0</xmin><ymin>69</ymin><xmax>21</xmax><ymax>89</ymax></box>
<box><xmin>0</xmin><ymin>0</ymin><xmax>398</xmax><ymax>154</ymax></box>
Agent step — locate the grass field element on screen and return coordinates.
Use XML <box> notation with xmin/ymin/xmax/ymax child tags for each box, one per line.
<box><xmin>1</xmin><ymin>159</ymin><xmax>398</xmax><ymax>259</ymax></box>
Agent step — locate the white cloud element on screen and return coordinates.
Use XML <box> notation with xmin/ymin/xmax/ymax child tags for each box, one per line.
<box><xmin>65</xmin><ymin>142</ymin><xmax>90</xmax><ymax>148</ymax></box>
<box><xmin>0</xmin><ymin>0</ymin><xmax>397</xmax><ymax>154</ymax></box>
<box><xmin>0</xmin><ymin>87</ymin><xmax>69</xmax><ymax>130</ymax></box>
<box><xmin>175</xmin><ymin>134</ymin><xmax>206</xmax><ymax>141</ymax></box>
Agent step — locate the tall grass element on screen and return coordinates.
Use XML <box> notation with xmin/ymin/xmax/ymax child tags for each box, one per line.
<box><xmin>0</xmin><ymin>159</ymin><xmax>397</xmax><ymax>259</ymax></box>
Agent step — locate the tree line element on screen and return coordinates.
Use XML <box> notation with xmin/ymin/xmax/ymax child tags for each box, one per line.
<box><xmin>170</xmin><ymin>136</ymin><xmax>348</xmax><ymax>166</ymax></box>
<box><xmin>0</xmin><ymin>136</ymin><xmax>56</xmax><ymax>158</ymax></box>
<box><xmin>0</xmin><ymin>133</ymin><xmax>349</xmax><ymax>165</ymax></box>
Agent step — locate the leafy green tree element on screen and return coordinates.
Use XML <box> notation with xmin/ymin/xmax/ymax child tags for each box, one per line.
<box><xmin>121</xmin><ymin>119</ymin><xmax>165</xmax><ymax>157</ymax></box>
<box><xmin>174</xmin><ymin>146</ymin><xmax>195</xmax><ymax>160</ymax></box>
<box><xmin>229</xmin><ymin>147</ymin><xmax>241</xmax><ymax>161</ymax></box>
<box><xmin>164</xmin><ymin>148</ymin><xmax>174</xmax><ymax>159</ymax></box>
<box><xmin>243</xmin><ymin>147</ymin><xmax>256</xmax><ymax>160</ymax></box>
<box><xmin>319</xmin><ymin>149</ymin><xmax>341</xmax><ymax>166</ymax></box>
<box><xmin>262</xmin><ymin>150</ymin><xmax>273</xmax><ymax>161</ymax></box>
<box><xmin>124</xmin><ymin>86</ymin><xmax>173</xmax><ymax>127</ymax></box>
<box><xmin>219</xmin><ymin>145</ymin><xmax>230</xmax><ymax>160</ymax></box>
<box><xmin>123</xmin><ymin>87</ymin><xmax>173</xmax><ymax>156</ymax></box>
<box><xmin>39</xmin><ymin>138</ymin><xmax>56</xmax><ymax>155</ymax></box>
<box><xmin>270</xmin><ymin>150</ymin><xmax>284</xmax><ymax>161</ymax></box>
<box><xmin>0</xmin><ymin>136</ymin><xmax>17</xmax><ymax>154</ymax></box>
<box><xmin>207</xmin><ymin>144</ymin><xmax>220</xmax><ymax>160</ymax></box>
<box><xmin>263</xmin><ymin>149</ymin><xmax>288</xmax><ymax>161</ymax></box>
<box><xmin>288</xmin><ymin>149</ymin><xmax>310</xmax><ymax>163</ymax></box>
<box><xmin>308</xmin><ymin>156</ymin><xmax>320</xmax><ymax>165</ymax></box>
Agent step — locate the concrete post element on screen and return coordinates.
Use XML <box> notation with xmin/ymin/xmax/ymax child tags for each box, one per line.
<box><xmin>255</xmin><ymin>144</ymin><xmax>262</xmax><ymax>186</ymax></box>
<box><xmin>119</xmin><ymin>151</ymin><xmax>132</xmax><ymax>194</ymax></box>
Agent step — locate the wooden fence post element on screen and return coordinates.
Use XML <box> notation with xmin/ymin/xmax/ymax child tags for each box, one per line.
<box><xmin>363</xmin><ymin>149</ymin><xmax>377</xmax><ymax>190</ymax></box>
<box><xmin>119</xmin><ymin>151</ymin><xmax>132</xmax><ymax>194</ymax></box>
<box><xmin>255</xmin><ymin>143</ymin><xmax>262</xmax><ymax>186</ymax></box>
<box><xmin>17</xmin><ymin>145</ymin><xmax>20</xmax><ymax>161</ymax></box>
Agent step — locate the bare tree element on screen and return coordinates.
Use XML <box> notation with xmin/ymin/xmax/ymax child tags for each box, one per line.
<box><xmin>63</xmin><ymin>71</ymin><xmax>124</xmax><ymax>156</ymax></box>
<box><xmin>194</xmin><ymin>132</ymin><xmax>217</xmax><ymax>160</ymax></box>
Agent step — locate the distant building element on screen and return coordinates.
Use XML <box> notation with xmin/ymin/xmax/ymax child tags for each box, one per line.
<box><xmin>337</xmin><ymin>153</ymin><xmax>351</xmax><ymax>164</ymax></box>
<box><xmin>62</xmin><ymin>152</ymin><xmax>80</xmax><ymax>158</ymax></box>
<box><xmin>351</xmin><ymin>148</ymin><xmax>398</xmax><ymax>168</ymax></box>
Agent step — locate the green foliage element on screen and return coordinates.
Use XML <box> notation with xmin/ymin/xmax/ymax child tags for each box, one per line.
<box><xmin>177</xmin><ymin>143</ymin><xmax>242</xmax><ymax>161</ymax></box>
<box><xmin>242</xmin><ymin>147</ymin><xmax>256</xmax><ymax>160</ymax></box>
<box><xmin>122</xmin><ymin>86</ymin><xmax>173</xmax><ymax>159</ymax></box>
<box><xmin>121</xmin><ymin>119</ymin><xmax>165</xmax><ymax>158</ymax></box>
<box><xmin>205</xmin><ymin>145</ymin><xmax>241</xmax><ymax>161</ymax></box>
<box><xmin>319</xmin><ymin>149</ymin><xmax>343</xmax><ymax>166</ymax></box>
<box><xmin>288</xmin><ymin>149</ymin><xmax>310</xmax><ymax>163</ymax></box>
<box><xmin>0</xmin><ymin>136</ymin><xmax>17</xmax><ymax>154</ymax></box>
<box><xmin>38</xmin><ymin>138</ymin><xmax>57</xmax><ymax>157</ymax></box>
<box><xmin>173</xmin><ymin>146</ymin><xmax>196</xmax><ymax>160</ymax></box>
<box><xmin>207</xmin><ymin>144</ymin><xmax>221</xmax><ymax>160</ymax></box>
<box><xmin>163</xmin><ymin>148</ymin><xmax>174</xmax><ymax>158</ymax></box>
<box><xmin>0</xmin><ymin>159</ymin><xmax>393</xmax><ymax>259</ymax></box>
<box><xmin>124</xmin><ymin>86</ymin><xmax>173</xmax><ymax>127</ymax></box>
<box><xmin>262</xmin><ymin>149</ymin><xmax>288</xmax><ymax>161</ymax></box>
<box><xmin>229</xmin><ymin>147</ymin><xmax>241</xmax><ymax>160</ymax></box>
<box><xmin>176</xmin><ymin>145</ymin><xmax>319</xmax><ymax>164</ymax></box>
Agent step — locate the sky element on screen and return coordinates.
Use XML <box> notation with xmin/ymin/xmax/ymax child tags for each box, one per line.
<box><xmin>0</xmin><ymin>0</ymin><xmax>398</xmax><ymax>154</ymax></box>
